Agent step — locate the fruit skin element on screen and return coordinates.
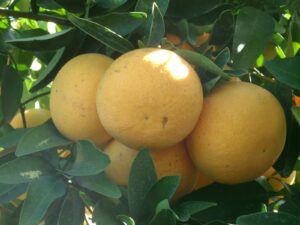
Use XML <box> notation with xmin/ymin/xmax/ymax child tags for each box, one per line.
<box><xmin>193</xmin><ymin>172</ymin><xmax>214</xmax><ymax>190</ymax></box>
<box><xmin>186</xmin><ymin>81</ymin><xmax>287</xmax><ymax>184</ymax></box>
<box><xmin>293</xmin><ymin>95</ymin><xmax>300</xmax><ymax>107</ymax></box>
<box><xmin>97</xmin><ymin>48</ymin><xmax>203</xmax><ymax>150</ymax></box>
<box><xmin>104</xmin><ymin>140</ymin><xmax>198</xmax><ymax>201</ymax></box>
<box><xmin>10</xmin><ymin>108</ymin><xmax>50</xmax><ymax>128</ymax></box>
<box><xmin>263</xmin><ymin>44</ymin><xmax>277</xmax><ymax>61</ymax></box>
<box><xmin>262</xmin><ymin>167</ymin><xmax>296</xmax><ymax>191</ymax></box>
<box><xmin>50</xmin><ymin>53</ymin><xmax>113</xmax><ymax>147</ymax></box>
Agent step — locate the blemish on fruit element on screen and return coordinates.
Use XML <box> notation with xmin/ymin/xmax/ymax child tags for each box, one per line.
<box><xmin>162</xmin><ymin>116</ymin><xmax>168</xmax><ymax>128</ymax></box>
<box><xmin>144</xmin><ymin>115</ymin><xmax>149</xmax><ymax>120</ymax></box>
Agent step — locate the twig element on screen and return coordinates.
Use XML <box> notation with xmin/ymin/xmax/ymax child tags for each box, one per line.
<box><xmin>21</xmin><ymin>91</ymin><xmax>50</xmax><ymax>106</ymax></box>
<box><xmin>0</xmin><ymin>8</ymin><xmax>71</xmax><ymax>26</ymax></box>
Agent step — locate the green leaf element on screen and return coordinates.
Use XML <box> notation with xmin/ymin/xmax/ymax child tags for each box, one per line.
<box><xmin>184</xmin><ymin>182</ymin><xmax>268</xmax><ymax>224</ymax></box>
<box><xmin>149</xmin><ymin>209</ymin><xmax>176</xmax><ymax>225</ymax></box>
<box><xmin>128</xmin><ymin>149</ymin><xmax>157</xmax><ymax>219</ymax></box>
<box><xmin>0</xmin><ymin>156</ymin><xmax>54</xmax><ymax>184</ymax></box>
<box><xmin>95</xmin><ymin>0</ymin><xmax>128</xmax><ymax>9</ymax></box>
<box><xmin>145</xmin><ymin>2</ymin><xmax>165</xmax><ymax>47</ymax></box>
<box><xmin>203</xmin><ymin>76</ymin><xmax>222</xmax><ymax>96</ymax></box>
<box><xmin>149</xmin><ymin>200</ymin><xmax>176</xmax><ymax>225</ymax></box>
<box><xmin>57</xmin><ymin>187</ymin><xmax>84</xmax><ymax>225</ymax></box>
<box><xmin>236</xmin><ymin>212</ymin><xmax>300</xmax><ymax>225</ymax></box>
<box><xmin>232</xmin><ymin>7</ymin><xmax>275</xmax><ymax>69</ymax></box>
<box><xmin>210</xmin><ymin>10</ymin><xmax>234</xmax><ymax>48</ymax></box>
<box><xmin>93</xmin><ymin>201</ymin><xmax>120</xmax><ymax>225</ymax></box>
<box><xmin>68</xmin><ymin>13</ymin><xmax>134</xmax><ymax>53</ymax></box>
<box><xmin>0</xmin><ymin>128</ymin><xmax>28</xmax><ymax>149</ymax></box>
<box><xmin>16</xmin><ymin>121</ymin><xmax>71</xmax><ymax>157</ymax></box>
<box><xmin>145</xmin><ymin>176</ymin><xmax>180</xmax><ymax>215</ymax></box>
<box><xmin>0</xmin><ymin>183</ymin><xmax>27</xmax><ymax>205</ymax></box>
<box><xmin>19</xmin><ymin>176</ymin><xmax>66</xmax><ymax>225</ymax></box>
<box><xmin>64</xmin><ymin>140</ymin><xmax>110</xmax><ymax>176</ymax></box>
<box><xmin>175</xmin><ymin>50</ymin><xmax>231</xmax><ymax>79</ymax></box>
<box><xmin>174</xmin><ymin>201</ymin><xmax>217</xmax><ymax>222</ymax></box>
<box><xmin>0</xmin><ymin>66</ymin><xmax>23</xmax><ymax>124</ymax></box>
<box><xmin>76</xmin><ymin>173</ymin><xmax>121</xmax><ymax>199</ymax></box>
<box><xmin>6</xmin><ymin>28</ymin><xmax>75</xmax><ymax>51</ymax></box>
<box><xmin>135</xmin><ymin>0</ymin><xmax>169</xmax><ymax>16</ymax></box>
<box><xmin>292</xmin><ymin>106</ymin><xmax>300</xmax><ymax>126</ymax></box>
<box><xmin>91</xmin><ymin>12</ymin><xmax>147</xmax><ymax>36</ymax></box>
<box><xmin>30</xmin><ymin>47</ymin><xmax>64</xmax><ymax>93</ymax></box>
<box><xmin>264</xmin><ymin>57</ymin><xmax>300</xmax><ymax>90</ymax></box>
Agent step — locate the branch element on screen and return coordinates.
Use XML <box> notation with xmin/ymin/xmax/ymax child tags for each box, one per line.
<box><xmin>0</xmin><ymin>8</ymin><xmax>71</xmax><ymax>26</ymax></box>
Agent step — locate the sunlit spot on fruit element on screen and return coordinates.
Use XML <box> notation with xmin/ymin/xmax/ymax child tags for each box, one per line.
<box><xmin>237</xmin><ymin>43</ymin><xmax>245</xmax><ymax>53</ymax></box>
<box><xmin>47</xmin><ymin>22</ymin><xmax>57</xmax><ymax>34</ymax></box>
<box><xmin>144</xmin><ymin>50</ymin><xmax>189</xmax><ymax>80</ymax></box>
<box><xmin>30</xmin><ymin>58</ymin><xmax>42</xmax><ymax>71</ymax></box>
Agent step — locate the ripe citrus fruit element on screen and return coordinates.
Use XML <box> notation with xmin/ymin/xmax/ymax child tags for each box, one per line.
<box><xmin>262</xmin><ymin>167</ymin><xmax>296</xmax><ymax>191</ymax></box>
<box><xmin>10</xmin><ymin>108</ymin><xmax>50</xmax><ymax>128</ymax></box>
<box><xmin>97</xmin><ymin>48</ymin><xmax>203</xmax><ymax>150</ymax></box>
<box><xmin>193</xmin><ymin>172</ymin><xmax>214</xmax><ymax>190</ymax></box>
<box><xmin>50</xmin><ymin>53</ymin><xmax>113</xmax><ymax>147</ymax></box>
<box><xmin>293</xmin><ymin>95</ymin><xmax>300</xmax><ymax>107</ymax></box>
<box><xmin>186</xmin><ymin>81</ymin><xmax>286</xmax><ymax>184</ymax></box>
<box><xmin>104</xmin><ymin>140</ymin><xmax>198</xmax><ymax>201</ymax></box>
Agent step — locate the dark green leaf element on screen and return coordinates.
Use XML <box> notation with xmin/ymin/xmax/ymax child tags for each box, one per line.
<box><xmin>145</xmin><ymin>3</ymin><xmax>165</xmax><ymax>47</ymax></box>
<box><xmin>0</xmin><ymin>183</ymin><xmax>27</xmax><ymax>205</ymax></box>
<box><xmin>278</xmin><ymin>192</ymin><xmax>300</xmax><ymax>217</ymax></box>
<box><xmin>167</xmin><ymin>0</ymin><xmax>222</xmax><ymax>19</ymax></box>
<box><xmin>175</xmin><ymin>50</ymin><xmax>231</xmax><ymax>79</ymax></box>
<box><xmin>183</xmin><ymin>182</ymin><xmax>268</xmax><ymax>224</ymax></box>
<box><xmin>54</xmin><ymin>0</ymin><xmax>85</xmax><ymax>13</ymax></box>
<box><xmin>214</xmin><ymin>47</ymin><xmax>230</xmax><ymax>69</ymax></box>
<box><xmin>92</xmin><ymin>12</ymin><xmax>147</xmax><ymax>36</ymax></box>
<box><xmin>145</xmin><ymin>176</ymin><xmax>180</xmax><ymax>216</ymax></box>
<box><xmin>68</xmin><ymin>14</ymin><xmax>134</xmax><ymax>53</ymax></box>
<box><xmin>117</xmin><ymin>215</ymin><xmax>135</xmax><ymax>225</ymax></box>
<box><xmin>174</xmin><ymin>201</ymin><xmax>217</xmax><ymax>222</ymax></box>
<box><xmin>96</xmin><ymin>0</ymin><xmax>127</xmax><ymax>9</ymax></box>
<box><xmin>76</xmin><ymin>173</ymin><xmax>121</xmax><ymax>199</ymax></box>
<box><xmin>30</xmin><ymin>47</ymin><xmax>65</xmax><ymax>92</ymax></box>
<box><xmin>0</xmin><ymin>66</ymin><xmax>23</xmax><ymax>124</ymax></box>
<box><xmin>265</xmin><ymin>57</ymin><xmax>300</xmax><ymax>90</ymax></box>
<box><xmin>0</xmin><ymin>128</ymin><xmax>28</xmax><ymax>149</ymax></box>
<box><xmin>36</xmin><ymin>0</ymin><xmax>61</xmax><ymax>10</ymax></box>
<box><xmin>65</xmin><ymin>140</ymin><xmax>110</xmax><ymax>176</ymax></box>
<box><xmin>232</xmin><ymin>7</ymin><xmax>275</xmax><ymax>69</ymax></box>
<box><xmin>203</xmin><ymin>76</ymin><xmax>222</xmax><ymax>96</ymax></box>
<box><xmin>128</xmin><ymin>149</ymin><xmax>157</xmax><ymax>219</ymax></box>
<box><xmin>93</xmin><ymin>201</ymin><xmax>119</xmax><ymax>225</ymax></box>
<box><xmin>210</xmin><ymin>10</ymin><xmax>234</xmax><ymax>48</ymax></box>
<box><xmin>0</xmin><ymin>156</ymin><xmax>54</xmax><ymax>184</ymax></box>
<box><xmin>19</xmin><ymin>176</ymin><xmax>66</xmax><ymax>225</ymax></box>
<box><xmin>16</xmin><ymin>121</ymin><xmax>71</xmax><ymax>157</ymax></box>
<box><xmin>57</xmin><ymin>187</ymin><xmax>84</xmax><ymax>225</ymax></box>
<box><xmin>6</xmin><ymin>28</ymin><xmax>75</xmax><ymax>51</ymax></box>
<box><xmin>236</xmin><ymin>212</ymin><xmax>300</xmax><ymax>225</ymax></box>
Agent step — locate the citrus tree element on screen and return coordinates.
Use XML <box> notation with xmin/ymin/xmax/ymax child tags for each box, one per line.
<box><xmin>0</xmin><ymin>0</ymin><xmax>300</xmax><ymax>225</ymax></box>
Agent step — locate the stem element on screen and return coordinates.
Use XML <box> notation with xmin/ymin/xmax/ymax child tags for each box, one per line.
<box><xmin>0</xmin><ymin>8</ymin><xmax>71</xmax><ymax>26</ymax></box>
<box><xmin>19</xmin><ymin>106</ymin><xmax>27</xmax><ymax>128</ymax></box>
<box><xmin>21</xmin><ymin>91</ymin><xmax>50</xmax><ymax>106</ymax></box>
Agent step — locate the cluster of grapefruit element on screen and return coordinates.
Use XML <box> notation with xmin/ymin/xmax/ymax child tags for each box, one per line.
<box><xmin>11</xmin><ymin>45</ymin><xmax>289</xmax><ymax>201</ymax></box>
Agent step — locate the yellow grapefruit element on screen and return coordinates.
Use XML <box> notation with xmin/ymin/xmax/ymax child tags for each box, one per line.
<box><xmin>97</xmin><ymin>48</ymin><xmax>203</xmax><ymax>150</ymax></box>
